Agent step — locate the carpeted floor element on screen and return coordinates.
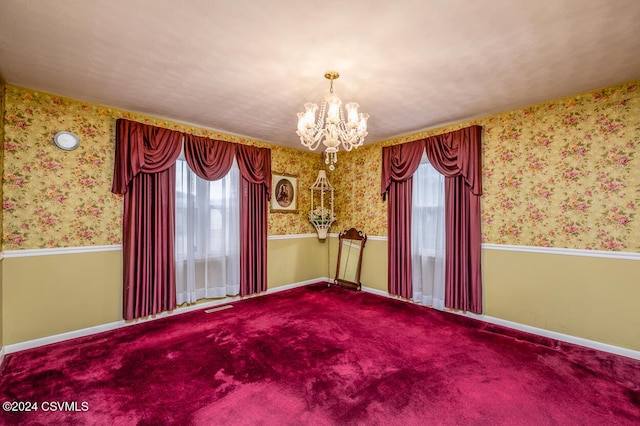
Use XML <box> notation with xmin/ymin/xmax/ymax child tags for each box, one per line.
<box><xmin>1</xmin><ymin>283</ymin><xmax>639</xmax><ymax>425</ymax></box>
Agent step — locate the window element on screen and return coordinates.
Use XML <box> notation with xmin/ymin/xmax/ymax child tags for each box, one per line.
<box><xmin>175</xmin><ymin>156</ymin><xmax>240</xmax><ymax>303</ymax></box>
<box><xmin>411</xmin><ymin>154</ymin><xmax>446</xmax><ymax>309</ymax></box>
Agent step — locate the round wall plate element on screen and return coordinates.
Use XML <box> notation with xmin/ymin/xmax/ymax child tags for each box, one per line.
<box><xmin>54</xmin><ymin>131</ymin><xmax>80</xmax><ymax>151</ymax></box>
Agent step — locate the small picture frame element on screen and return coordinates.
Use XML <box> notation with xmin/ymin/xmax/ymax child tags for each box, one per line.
<box><xmin>271</xmin><ymin>172</ymin><xmax>298</xmax><ymax>213</ymax></box>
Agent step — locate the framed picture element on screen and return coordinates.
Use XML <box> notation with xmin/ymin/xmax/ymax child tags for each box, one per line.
<box><xmin>271</xmin><ymin>172</ymin><xmax>298</xmax><ymax>213</ymax></box>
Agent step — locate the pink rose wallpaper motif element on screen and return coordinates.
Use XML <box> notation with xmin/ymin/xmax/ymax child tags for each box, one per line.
<box><xmin>3</xmin><ymin>80</ymin><xmax>639</xmax><ymax>251</ymax></box>
<box><xmin>2</xmin><ymin>86</ymin><xmax>321</xmax><ymax>250</ymax></box>
<box><xmin>338</xmin><ymin>81</ymin><xmax>639</xmax><ymax>251</ymax></box>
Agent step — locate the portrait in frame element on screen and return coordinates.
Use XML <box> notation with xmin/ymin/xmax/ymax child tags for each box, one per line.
<box><xmin>271</xmin><ymin>172</ymin><xmax>298</xmax><ymax>213</ymax></box>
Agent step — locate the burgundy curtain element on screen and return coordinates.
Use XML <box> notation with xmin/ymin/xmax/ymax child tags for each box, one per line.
<box><xmin>424</xmin><ymin>125</ymin><xmax>483</xmax><ymax>313</ymax></box>
<box><xmin>184</xmin><ymin>134</ymin><xmax>236</xmax><ymax>180</ymax></box>
<box><xmin>111</xmin><ymin>119</ymin><xmax>183</xmax><ymax>320</ymax></box>
<box><xmin>381</xmin><ymin>125</ymin><xmax>483</xmax><ymax>313</ymax></box>
<box><xmin>380</xmin><ymin>139</ymin><xmax>426</xmax><ymax>298</ymax></box>
<box><xmin>113</xmin><ymin>124</ymin><xmax>271</xmax><ymax>319</ymax></box>
<box><xmin>236</xmin><ymin>144</ymin><xmax>272</xmax><ymax>296</ymax></box>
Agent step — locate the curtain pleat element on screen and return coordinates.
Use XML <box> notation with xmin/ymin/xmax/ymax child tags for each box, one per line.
<box><xmin>388</xmin><ymin>178</ymin><xmax>415</xmax><ymax>298</ymax></box>
<box><xmin>424</xmin><ymin>126</ymin><xmax>482</xmax><ymax>195</ymax></box>
<box><xmin>240</xmin><ymin>178</ymin><xmax>268</xmax><ymax>295</ymax></box>
<box><xmin>236</xmin><ymin>144</ymin><xmax>271</xmax><ymax>296</ymax></box>
<box><xmin>381</xmin><ymin>140</ymin><xmax>426</xmax><ymax>299</ymax></box>
<box><xmin>381</xmin><ymin>140</ymin><xmax>425</xmax><ymax>199</ymax></box>
<box><xmin>112</xmin><ymin>119</ymin><xmax>182</xmax><ymax>320</ymax></box>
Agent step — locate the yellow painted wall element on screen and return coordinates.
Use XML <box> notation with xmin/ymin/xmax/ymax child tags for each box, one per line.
<box><xmin>2</xmin><ymin>250</ymin><xmax>122</xmax><ymax>344</ymax></box>
<box><xmin>483</xmin><ymin>248</ymin><xmax>640</xmax><ymax>351</ymax></box>
<box><xmin>268</xmin><ymin>237</ymin><xmax>329</xmax><ymax>288</ymax></box>
<box><xmin>2</xmin><ymin>236</ymin><xmax>328</xmax><ymax>345</ymax></box>
<box><xmin>335</xmin><ymin>238</ymin><xmax>640</xmax><ymax>351</ymax></box>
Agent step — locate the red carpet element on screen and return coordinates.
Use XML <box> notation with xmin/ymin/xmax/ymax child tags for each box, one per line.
<box><xmin>1</xmin><ymin>283</ymin><xmax>639</xmax><ymax>425</ymax></box>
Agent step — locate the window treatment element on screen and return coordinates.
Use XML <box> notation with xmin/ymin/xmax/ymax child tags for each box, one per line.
<box><xmin>236</xmin><ymin>144</ymin><xmax>271</xmax><ymax>296</ymax></box>
<box><xmin>112</xmin><ymin>120</ymin><xmax>271</xmax><ymax>320</ymax></box>
<box><xmin>381</xmin><ymin>125</ymin><xmax>483</xmax><ymax>313</ymax></box>
<box><xmin>424</xmin><ymin>125</ymin><xmax>483</xmax><ymax>313</ymax></box>
<box><xmin>182</xmin><ymin>136</ymin><xmax>271</xmax><ymax>298</ymax></box>
<box><xmin>177</xmin><ymin>135</ymin><xmax>240</xmax><ymax>302</ymax></box>
<box><xmin>111</xmin><ymin>119</ymin><xmax>183</xmax><ymax>320</ymax></box>
<box><xmin>380</xmin><ymin>140</ymin><xmax>425</xmax><ymax>298</ymax></box>
<box><xmin>411</xmin><ymin>154</ymin><xmax>446</xmax><ymax>310</ymax></box>
<box><xmin>175</xmin><ymin>155</ymin><xmax>240</xmax><ymax>303</ymax></box>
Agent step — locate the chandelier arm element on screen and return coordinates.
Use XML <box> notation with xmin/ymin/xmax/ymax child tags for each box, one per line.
<box><xmin>299</xmin><ymin>134</ymin><xmax>323</xmax><ymax>151</ymax></box>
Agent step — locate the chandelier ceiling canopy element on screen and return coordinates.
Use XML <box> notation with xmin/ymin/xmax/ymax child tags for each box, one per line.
<box><xmin>296</xmin><ymin>71</ymin><xmax>369</xmax><ymax>170</ymax></box>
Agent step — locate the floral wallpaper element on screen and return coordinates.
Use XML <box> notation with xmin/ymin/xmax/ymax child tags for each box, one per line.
<box><xmin>340</xmin><ymin>80</ymin><xmax>640</xmax><ymax>252</ymax></box>
<box><xmin>267</xmin><ymin>148</ymin><xmax>325</xmax><ymax>236</ymax></box>
<box><xmin>4</xmin><ymin>80</ymin><xmax>640</xmax><ymax>252</ymax></box>
<box><xmin>2</xmin><ymin>85</ymin><xmax>320</xmax><ymax>250</ymax></box>
<box><xmin>0</xmin><ymin>79</ymin><xmax>5</xmax><ymax>250</ymax></box>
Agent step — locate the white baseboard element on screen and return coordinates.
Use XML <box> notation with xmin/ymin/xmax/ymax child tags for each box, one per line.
<box><xmin>4</xmin><ymin>280</ymin><xmax>639</xmax><ymax>363</ymax></box>
<box><xmin>5</xmin><ymin>319</ymin><xmax>127</xmax><ymax>355</ymax></box>
<box><xmin>458</xmin><ymin>311</ymin><xmax>640</xmax><ymax>361</ymax></box>
<box><xmin>266</xmin><ymin>278</ymin><xmax>328</xmax><ymax>294</ymax></box>
<box><xmin>2</xmin><ymin>278</ymin><xmax>329</xmax><ymax>356</ymax></box>
<box><xmin>361</xmin><ymin>285</ymin><xmax>640</xmax><ymax>361</ymax></box>
<box><xmin>361</xmin><ymin>285</ymin><xmax>388</xmax><ymax>298</ymax></box>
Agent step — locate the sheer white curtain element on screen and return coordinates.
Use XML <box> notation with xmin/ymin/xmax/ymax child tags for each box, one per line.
<box><xmin>175</xmin><ymin>155</ymin><xmax>240</xmax><ymax>304</ymax></box>
<box><xmin>411</xmin><ymin>153</ymin><xmax>446</xmax><ymax>310</ymax></box>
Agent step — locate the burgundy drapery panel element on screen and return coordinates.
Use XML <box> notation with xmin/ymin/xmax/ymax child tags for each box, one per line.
<box><xmin>113</xmin><ymin>120</ymin><xmax>271</xmax><ymax>320</ymax></box>
<box><xmin>111</xmin><ymin>119</ymin><xmax>183</xmax><ymax>320</ymax></box>
<box><xmin>236</xmin><ymin>144</ymin><xmax>272</xmax><ymax>296</ymax></box>
<box><xmin>424</xmin><ymin>125</ymin><xmax>483</xmax><ymax>313</ymax></box>
<box><xmin>381</xmin><ymin>125</ymin><xmax>483</xmax><ymax>313</ymax></box>
<box><xmin>380</xmin><ymin>140</ymin><xmax>425</xmax><ymax>298</ymax></box>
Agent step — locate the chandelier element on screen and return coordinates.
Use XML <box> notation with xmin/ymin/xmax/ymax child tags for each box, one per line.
<box><xmin>296</xmin><ymin>71</ymin><xmax>369</xmax><ymax>170</ymax></box>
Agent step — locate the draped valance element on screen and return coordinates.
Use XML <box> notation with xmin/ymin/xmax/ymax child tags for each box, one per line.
<box><xmin>381</xmin><ymin>125</ymin><xmax>482</xmax><ymax>198</ymax></box>
<box><xmin>111</xmin><ymin>118</ymin><xmax>271</xmax><ymax>320</ymax></box>
<box><xmin>111</xmin><ymin>119</ymin><xmax>183</xmax><ymax>195</ymax></box>
<box><xmin>113</xmin><ymin>121</ymin><xmax>271</xmax><ymax>197</ymax></box>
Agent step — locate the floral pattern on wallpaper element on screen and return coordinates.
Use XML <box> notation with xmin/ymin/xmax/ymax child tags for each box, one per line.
<box><xmin>481</xmin><ymin>84</ymin><xmax>639</xmax><ymax>251</ymax></box>
<box><xmin>267</xmin><ymin>148</ymin><xmax>325</xmax><ymax>236</ymax></box>
<box><xmin>340</xmin><ymin>81</ymin><xmax>640</xmax><ymax>251</ymax></box>
<box><xmin>0</xmin><ymin>79</ymin><xmax>5</xmax><ymax>250</ymax></box>
<box><xmin>3</xmin><ymin>86</ymin><xmax>321</xmax><ymax>250</ymax></box>
<box><xmin>330</xmin><ymin>144</ymin><xmax>387</xmax><ymax>236</ymax></box>
<box><xmin>3</xmin><ymin>89</ymin><xmax>121</xmax><ymax>249</ymax></box>
<box><xmin>4</xmin><ymin>81</ymin><xmax>640</xmax><ymax>251</ymax></box>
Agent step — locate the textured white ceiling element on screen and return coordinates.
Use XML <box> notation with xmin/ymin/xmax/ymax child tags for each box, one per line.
<box><xmin>1</xmin><ymin>0</ymin><xmax>640</xmax><ymax>149</ymax></box>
